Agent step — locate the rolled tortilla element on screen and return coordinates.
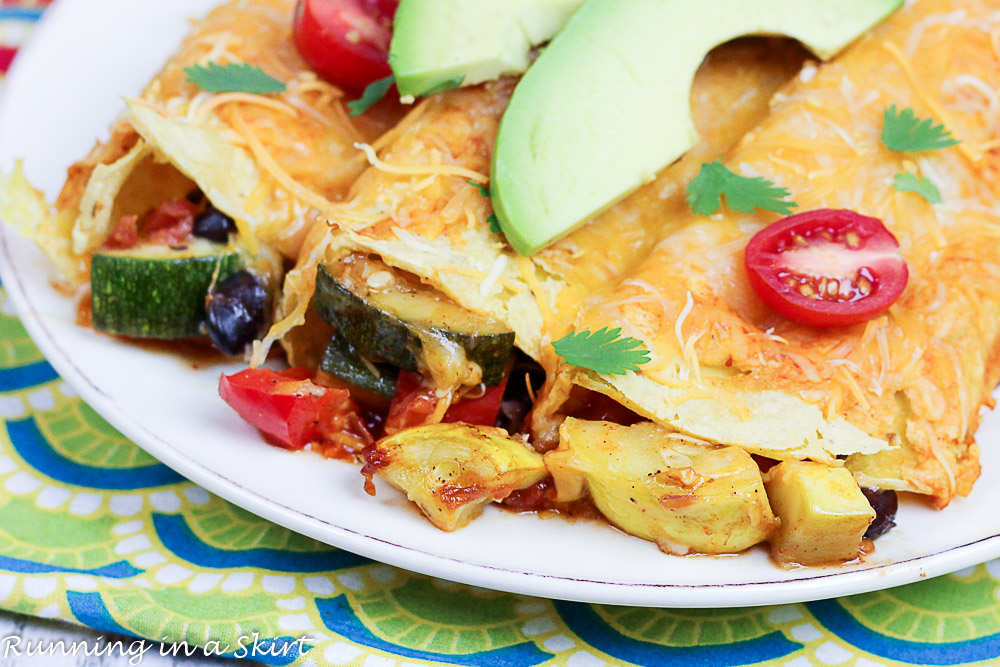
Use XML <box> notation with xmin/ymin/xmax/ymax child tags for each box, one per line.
<box><xmin>1</xmin><ymin>0</ymin><xmax>399</xmax><ymax>282</ymax></box>
<box><xmin>273</xmin><ymin>38</ymin><xmax>809</xmax><ymax>372</ymax></box>
<box><xmin>568</xmin><ymin>0</ymin><xmax>1000</xmax><ymax>506</ymax></box>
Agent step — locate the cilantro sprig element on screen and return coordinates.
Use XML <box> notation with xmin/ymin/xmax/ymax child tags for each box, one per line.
<box><xmin>552</xmin><ymin>328</ymin><xmax>651</xmax><ymax>375</ymax></box>
<box><xmin>893</xmin><ymin>171</ymin><xmax>942</xmax><ymax>204</ymax></box>
<box><xmin>467</xmin><ymin>180</ymin><xmax>503</xmax><ymax>234</ymax></box>
<box><xmin>419</xmin><ymin>75</ymin><xmax>465</xmax><ymax>97</ymax></box>
<box><xmin>881</xmin><ymin>105</ymin><xmax>960</xmax><ymax>153</ymax></box>
<box><xmin>348</xmin><ymin>75</ymin><xmax>396</xmax><ymax>117</ymax></box>
<box><xmin>184</xmin><ymin>62</ymin><xmax>286</xmax><ymax>94</ymax></box>
<box><xmin>468</xmin><ymin>180</ymin><xmax>490</xmax><ymax>197</ymax></box>
<box><xmin>685</xmin><ymin>161</ymin><xmax>798</xmax><ymax>217</ymax></box>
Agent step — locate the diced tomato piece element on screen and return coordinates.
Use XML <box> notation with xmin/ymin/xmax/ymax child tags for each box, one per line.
<box><xmin>105</xmin><ymin>215</ymin><xmax>139</xmax><ymax>250</ymax></box>
<box><xmin>219</xmin><ymin>367</ymin><xmax>371</xmax><ymax>451</ymax></box>
<box><xmin>442</xmin><ymin>378</ymin><xmax>508</xmax><ymax>426</ymax></box>
<box><xmin>384</xmin><ymin>371</ymin><xmax>437</xmax><ymax>434</ymax></box>
<box><xmin>141</xmin><ymin>199</ymin><xmax>199</xmax><ymax>246</ymax></box>
<box><xmin>385</xmin><ymin>370</ymin><xmax>509</xmax><ymax>434</ymax></box>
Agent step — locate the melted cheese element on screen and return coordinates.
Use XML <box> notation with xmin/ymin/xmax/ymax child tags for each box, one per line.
<box><xmin>353</xmin><ymin>142</ymin><xmax>489</xmax><ymax>184</ymax></box>
<box><xmin>570</xmin><ymin>0</ymin><xmax>1000</xmax><ymax>504</ymax></box>
<box><xmin>194</xmin><ymin>92</ymin><xmax>300</xmax><ymax>120</ymax></box>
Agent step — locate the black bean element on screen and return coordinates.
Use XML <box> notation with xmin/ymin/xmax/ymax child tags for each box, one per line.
<box><xmin>206</xmin><ymin>271</ymin><xmax>267</xmax><ymax>355</ymax></box>
<box><xmin>192</xmin><ymin>206</ymin><xmax>236</xmax><ymax>243</ymax></box>
<box><xmin>494</xmin><ymin>350</ymin><xmax>545</xmax><ymax>433</ymax></box>
<box><xmin>862</xmin><ymin>487</ymin><xmax>898</xmax><ymax>539</ymax></box>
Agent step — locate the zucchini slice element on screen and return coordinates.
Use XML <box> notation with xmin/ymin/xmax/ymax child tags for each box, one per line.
<box><xmin>319</xmin><ymin>334</ymin><xmax>399</xmax><ymax>398</ymax></box>
<box><xmin>314</xmin><ymin>259</ymin><xmax>515</xmax><ymax>386</ymax></box>
<box><xmin>91</xmin><ymin>240</ymin><xmax>244</xmax><ymax>339</ymax></box>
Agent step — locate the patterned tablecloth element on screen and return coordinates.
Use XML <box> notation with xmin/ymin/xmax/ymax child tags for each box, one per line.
<box><xmin>4</xmin><ymin>2</ymin><xmax>1000</xmax><ymax>666</ymax></box>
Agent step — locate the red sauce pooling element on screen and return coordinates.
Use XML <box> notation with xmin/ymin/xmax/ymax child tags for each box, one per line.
<box><xmin>361</xmin><ymin>442</ymin><xmax>391</xmax><ymax>496</ymax></box>
<box><xmin>501</xmin><ymin>476</ymin><xmax>602</xmax><ymax>521</ymax></box>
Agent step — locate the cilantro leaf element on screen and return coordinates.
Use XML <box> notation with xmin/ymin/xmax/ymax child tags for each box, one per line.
<box><xmin>468</xmin><ymin>180</ymin><xmax>491</xmax><ymax>197</ymax></box>
<box><xmin>184</xmin><ymin>62</ymin><xmax>286</xmax><ymax>94</ymax></box>
<box><xmin>487</xmin><ymin>214</ymin><xmax>502</xmax><ymax>234</ymax></box>
<box><xmin>467</xmin><ymin>181</ymin><xmax>502</xmax><ymax>234</ymax></box>
<box><xmin>893</xmin><ymin>171</ymin><xmax>942</xmax><ymax>204</ymax></box>
<box><xmin>881</xmin><ymin>105</ymin><xmax>960</xmax><ymax>152</ymax></box>
<box><xmin>420</xmin><ymin>75</ymin><xmax>465</xmax><ymax>96</ymax></box>
<box><xmin>685</xmin><ymin>161</ymin><xmax>798</xmax><ymax>216</ymax></box>
<box><xmin>348</xmin><ymin>75</ymin><xmax>395</xmax><ymax>117</ymax></box>
<box><xmin>552</xmin><ymin>327</ymin><xmax>651</xmax><ymax>375</ymax></box>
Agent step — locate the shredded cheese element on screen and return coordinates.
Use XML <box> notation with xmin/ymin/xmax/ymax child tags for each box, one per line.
<box><xmin>436</xmin><ymin>263</ymin><xmax>525</xmax><ymax>294</ymax></box>
<box><xmin>250</xmin><ymin>236</ymin><xmax>333</xmax><ymax>367</ymax></box>
<box><xmin>479</xmin><ymin>255</ymin><xmax>508</xmax><ymax>298</ymax></box>
<box><xmin>515</xmin><ymin>256</ymin><xmax>554</xmax><ymax>331</ymax></box>
<box><xmin>931</xmin><ymin>337</ymin><xmax>969</xmax><ymax>440</ymax></box>
<box><xmin>880</xmin><ymin>40</ymin><xmax>982</xmax><ymax>166</ymax></box>
<box><xmin>837</xmin><ymin>366</ymin><xmax>871</xmax><ymax>414</ymax></box>
<box><xmin>353</xmin><ymin>142</ymin><xmax>489</xmax><ymax>184</ymax></box>
<box><xmin>391</xmin><ymin>226</ymin><xmax>435</xmax><ymax>253</ymax></box>
<box><xmin>228</xmin><ymin>112</ymin><xmax>377</xmax><ymax>225</ymax></box>
<box><xmin>918</xmin><ymin>418</ymin><xmax>957</xmax><ymax>499</ymax></box>
<box><xmin>196</xmin><ymin>93</ymin><xmax>300</xmax><ymax>120</ymax></box>
<box><xmin>674</xmin><ymin>291</ymin><xmax>695</xmax><ymax>355</ymax></box>
<box><xmin>229</xmin><ymin>112</ymin><xmax>329</xmax><ymax>209</ymax></box>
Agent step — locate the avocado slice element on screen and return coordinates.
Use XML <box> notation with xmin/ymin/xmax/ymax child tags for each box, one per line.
<box><xmin>764</xmin><ymin>460</ymin><xmax>876</xmax><ymax>565</ymax></box>
<box><xmin>492</xmin><ymin>0</ymin><xmax>904</xmax><ymax>255</ymax></box>
<box><xmin>389</xmin><ymin>0</ymin><xmax>584</xmax><ymax>98</ymax></box>
<box><xmin>545</xmin><ymin>419</ymin><xmax>777</xmax><ymax>554</ymax></box>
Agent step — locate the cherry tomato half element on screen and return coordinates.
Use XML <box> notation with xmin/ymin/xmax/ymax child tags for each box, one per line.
<box><xmin>744</xmin><ymin>209</ymin><xmax>908</xmax><ymax>327</ymax></box>
<box><xmin>293</xmin><ymin>0</ymin><xmax>397</xmax><ymax>95</ymax></box>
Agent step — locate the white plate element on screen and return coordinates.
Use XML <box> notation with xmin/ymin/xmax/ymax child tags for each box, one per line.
<box><xmin>3</xmin><ymin>0</ymin><xmax>1000</xmax><ymax>608</ymax></box>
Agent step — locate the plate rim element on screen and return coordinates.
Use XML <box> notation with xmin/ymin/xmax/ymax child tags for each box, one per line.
<box><xmin>2</xmin><ymin>0</ymin><xmax>1000</xmax><ymax>609</ymax></box>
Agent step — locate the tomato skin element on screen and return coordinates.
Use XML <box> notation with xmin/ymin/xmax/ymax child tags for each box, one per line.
<box><xmin>441</xmin><ymin>377</ymin><xmax>508</xmax><ymax>426</ymax></box>
<box><xmin>744</xmin><ymin>209</ymin><xmax>908</xmax><ymax>327</ymax></box>
<box><xmin>293</xmin><ymin>0</ymin><xmax>397</xmax><ymax>95</ymax></box>
<box><xmin>219</xmin><ymin>367</ymin><xmax>368</xmax><ymax>450</ymax></box>
<box><xmin>385</xmin><ymin>370</ymin><xmax>508</xmax><ymax>434</ymax></box>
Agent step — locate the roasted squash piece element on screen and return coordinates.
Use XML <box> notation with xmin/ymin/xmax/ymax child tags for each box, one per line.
<box><xmin>545</xmin><ymin>419</ymin><xmax>777</xmax><ymax>554</ymax></box>
<box><xmin>764</xmin><ymin>460</ymin><xmax>875</xmax><ymax>565</ymax></box>
<box><xmin>370</xmin><ymin>423</ymin><xmax>547</xmax><ymax>531</ymax></box>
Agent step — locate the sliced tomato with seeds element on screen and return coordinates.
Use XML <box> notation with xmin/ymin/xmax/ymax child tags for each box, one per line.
<box><xmin>744</xmin><ymin>209</ymin><xmax>908</xmax><ymax>327</ymax></box>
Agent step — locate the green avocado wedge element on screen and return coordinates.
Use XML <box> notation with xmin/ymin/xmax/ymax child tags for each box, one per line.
<box><xmin>389</xmin><ymin>0</ymin><xmax>584</xmax><ymax>98</ymax></box>
<box><xmin>492</xmin><ymin>0</ymin><xmax>904</xmax><ymax>256</ymax></box>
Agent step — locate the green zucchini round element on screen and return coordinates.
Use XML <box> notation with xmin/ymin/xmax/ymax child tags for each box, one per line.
<box><xmin>319</xmin><ymin>334</ymin><xmax>399</xmax><ymax>398</ymax></box>
<box><xmin>314</xmin><ymin>263</ymin><xmax>515</xmax><ymax>386</ymax></box>
<box><xmin>90</xmin><ymin>241</ymin><xmax>243</xmax><ymax>339</ymax></box>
